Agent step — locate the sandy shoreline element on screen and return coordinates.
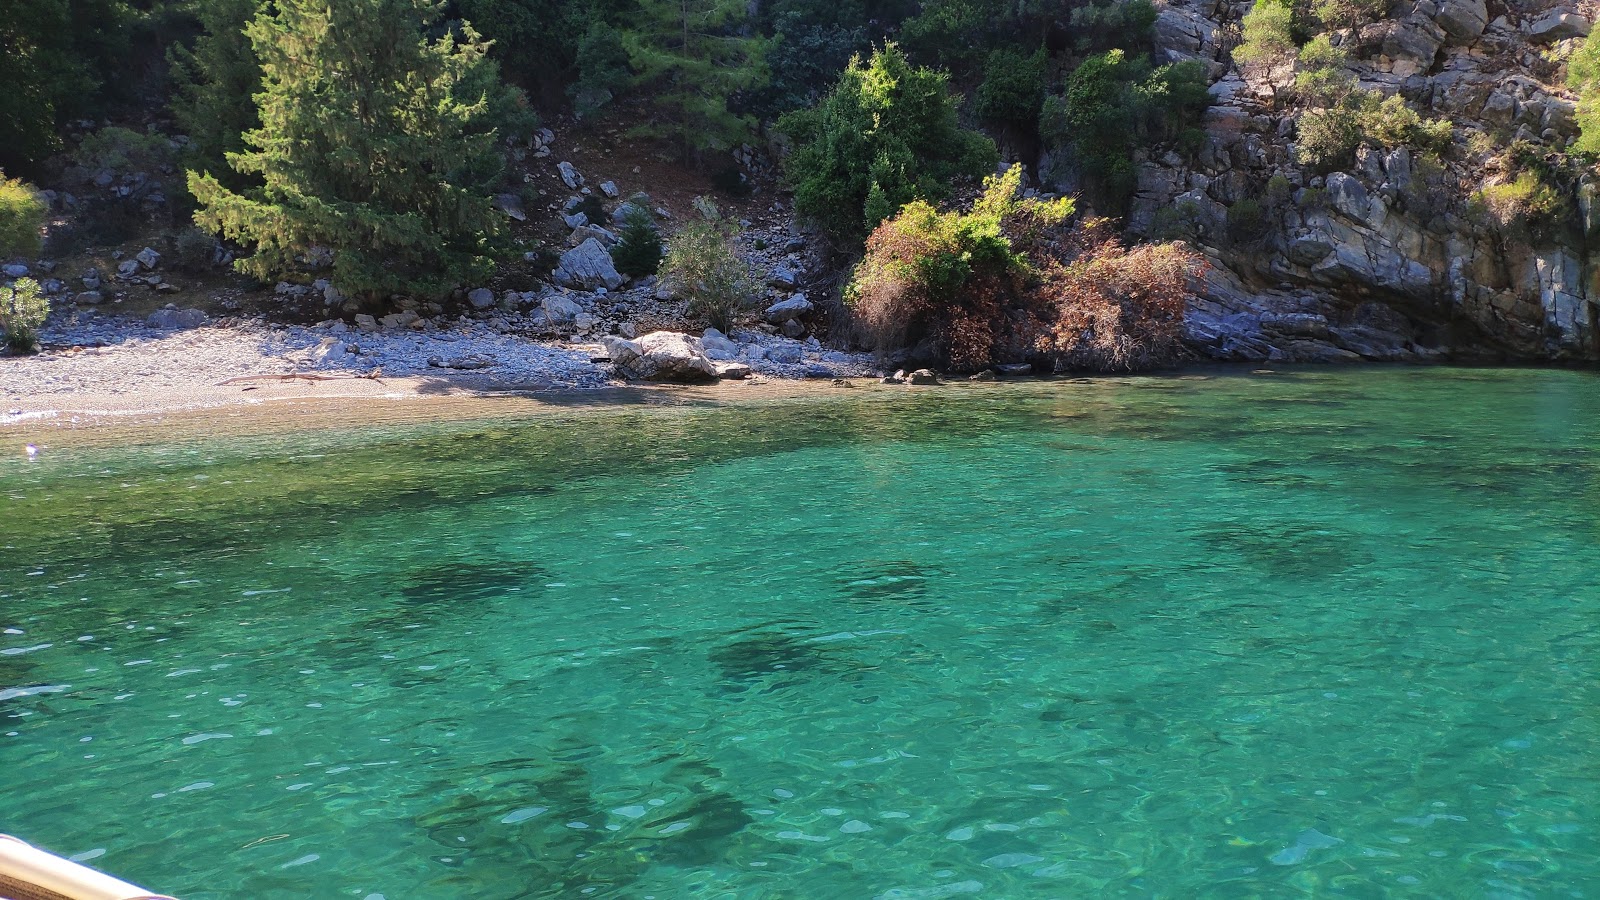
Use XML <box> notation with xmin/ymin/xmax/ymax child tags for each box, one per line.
<box><xmin>0</xmin><ymin>371</ymin><xmax>919</xmax><ymax>449</ymax></box>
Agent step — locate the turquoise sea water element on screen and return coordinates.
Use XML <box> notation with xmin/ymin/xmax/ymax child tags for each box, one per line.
<box><xmin>3</xmin><ymin>368</ymin><xmax>1600</xmax><ymax>898</ymax></box>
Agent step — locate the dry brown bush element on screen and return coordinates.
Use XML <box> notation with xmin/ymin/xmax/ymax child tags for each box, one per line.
<box><xmin>1041</xmin><ymin>237</ymin><xmax>1207</xmax><ymax>372</ymax></box>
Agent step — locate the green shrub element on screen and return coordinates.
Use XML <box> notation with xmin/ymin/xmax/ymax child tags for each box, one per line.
<box><xmin>569</xmin><ymin>21</ymin><xmax>630</xmax><ymax>116</ymax></box>
<box><xmin>73</xmin><ymin>127</ymin><xmax>173</xmax><ymax>173</ymax></box>
<box><xmin>1472</xmin><ymin>171</ymin><xmax>1569</xmax><ymax>228</ymax></box>
<box><xmin>975</xmin><ymin>47</ymin><xmax>1048</xmax><ymax>127</ymax></box>
<box><xmin>611</xmin><ymin>207</ymin><xmax>663</xmax><ymax>277</ymax></box>
<box><xmin>1312</xmin><ymin>0</ymin><xmax>1388</xmax><ymax>28</ymax></box>
<box><xmin>1150</xmin><ymin>200</ymin><xmax>1202</xmax><ymax>240</ymax></box>
<box><xmin>172</xmin><ymin>226</ymin><xmax>217</xmax><ymax>273</ymax></box>
<box><xmin>660</xmin><ymin>219</ymin><xmax>756</xmax><ymax>331</ymax></box>
<box><xmin>1296</xmin><ymin>91</ymin><xmax>1451</xmax><ymax>168</ymax></box>
<box><xmin>1067</xmin><ymin>0</ymin><xmax>1159</xmax><ymax>54</ymax></box>
<box><xmin>0</xmin><ymin>173</ymin><xmax>47</xmax><ymax>259</ymax></box>
<box><xmin>778</xmin><ymin>43</ymin><xmax>998</xmax><ymax>241</ymax></box>
<box><xmin>1038</xmin><ymin>52</ymin><xmax>1209</xmax><ymax>215</ymax></box>
<box><xmin>1265</xmin><ymin>174</ymin><xmax>1294</xmax><ymax>206</ymax></box>
<box><xmin>1233</xmin><ymin>0</ymin><xmax>1295</xmax><ymax>72</ymax></box>
<box><xmin>845</xmin><ymin>164</ymin><xmax>1073</xmax><ymax>370</ymax></box>
<box><xmin>1294</xmin><ymin>35</ymin><xmax>1354</xmax><ymax>107</ymax></box>
<box><xmin>1226</xmin><ymin>197</ymin><xmax>1268</xmax><ymax>242</ymax></box>
<box><xmin>1</xmin><ymin>277</ymin><xmax>48</xmax><ymax>353</ymax></box>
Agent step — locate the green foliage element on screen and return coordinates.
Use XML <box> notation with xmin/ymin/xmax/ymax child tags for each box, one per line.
<box><xmin>172</xmin><ymin>226</ymin><xmax>217</xmax><ymax>273</ymax></box>
<box><xmin>190</xmin><ymin>0</ymin><xmax>509</xmax><ymax>302</ymax></box>
<box><xmin>570</xmin><ymin>21</ymin><xmax>631</xmax><ymax>116</ymax></box>
<box><xmin>621</xmin><ymin>0</ymin><xmax>767</xmax><ymax>158</ymax></box>
<box><xmin>1311</xmin><ymin>0</ymin><xmax>1388</xmax><ymax>29</ymax></box>
<box><xmin>576</xmin><ymin>195</ymin><xmax>608</xmax><ymax>224</ymax></box>
<box><xmin>751</xmin><ymin>17</ymin><xmax>871</xmax><ymax>117</ymax></box>
<box><xmin>73</xmin><ymin>127</ymin><xmax>173</xmax><ymax>173</ymax></box>
<box><xmin>1038</xmin><ymin>52</ymin><xmax>1209</xmax><ymax>215</ymax></box>
<box><xmin>1226</xmin><ymin>196</ymin><xmax>1268</xmax><ymax>242</ymax></box>
<box><xmin>0</xmin><ymin>277</ymin><xmax>48</xmax><ymax>353</ymax></box>
<box><xmin>0</xmin><ymin>0</ymin><xmax>135</xmax><ymax>174</ymax></box>
<box><xmin>778</xmin><ymin>43</ymin><xmax>998</xmax><ymax>241</ymax></box>
<box><xmin>0</xmin><ymin>174</ymin><xmax>47</xmax><ymax>259</ymax></box>
<box><xmin>661</xmin><ymin>218</ymin><xmax>757</xmax><ymax>331</ymax></box>
<box><xmin>1568</xmin><ymin>29</ymin><xmax>1600</xmax><ymax>154</ymax></box>
<box><xmin>1233</xmin><ymin>0</ymin><xmax>1295</xmax><ymax>71</ymax></box>
<box><xmin>1472</xmin><ymin>172</ymin><xmax>1569</xmax><ymax>228</ymax></box>
<box><xmin>1294</xmin><ymin>34</ymin><xmax>1354</xmax><ymax>106</ymax></box>
<box><xmin>168</xmin><ymin>0</ymin><xmax>263</xmax><ymax>186</ymax></box>
<box><xmin>1067</xmin><ymin>0</ymin><xmax>1160</xmax><ymax>54</ymax></box>
<box><xmin>612</xmin><ymin>207</ymin><xmax>664</xmax><ymax>277</ymax></box>
<box><xmin>975</xmin><ymin>47</ymin><xmax>1048</xmax><ymax>127</ymax></box>
<box><xmin>845</xmin><ymin>164</ymin><xmax>1073</xmax><ymax>369</ymax></box>
<box><xmin>1296</xmin><ymin>91</ymin><xmax>1452</xmax><ymax>168</ymax></box>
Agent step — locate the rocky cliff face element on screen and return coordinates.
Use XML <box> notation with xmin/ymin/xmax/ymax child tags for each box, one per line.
<box><xmin>1114</xmin><ymin>0</ymin><xmax>1600</xmax><ymax>362</ymax></box>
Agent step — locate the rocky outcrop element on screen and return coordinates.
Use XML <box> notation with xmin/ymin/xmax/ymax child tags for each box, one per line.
<box><xmin>553</xmin><ymin>238</ymin><xmax>623</xmax><ymax>291</ymax></box>
<box><xmin>603</xmin><ymin>331</ymin><xmax>718</xmax><ymax>381</ymax></box>
<box><xmin>1107</xmin><ymin>0</ymin><xmax>1600</xmax><ymax>362</ymax></box>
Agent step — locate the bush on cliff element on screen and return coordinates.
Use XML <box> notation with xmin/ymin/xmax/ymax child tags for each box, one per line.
<box><xmin>1</xmin><ymin>277</ymin><xmax>48</xmax><ymax>354</ymax></box>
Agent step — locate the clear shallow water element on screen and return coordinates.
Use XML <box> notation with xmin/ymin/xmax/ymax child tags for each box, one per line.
<box><xmin>3</xmin><ymin>367</ymin><xmax>1600</xmax><ymax>898</ymax></box>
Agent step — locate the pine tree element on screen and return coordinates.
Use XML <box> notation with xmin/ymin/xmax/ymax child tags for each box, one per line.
<box><xmin>621</xmin><ymin>0</ymin><xmax>767</xmax><ymax>159</ymax></box>
<box><xmin>189</xmin><ymin>0</ymin><xmax>507</xmax><ymax>302</ymax></box>
<box><xmin>168</xmin><ymin>0</ymin><xmax>263</xmax><ymax>188</ymax></box>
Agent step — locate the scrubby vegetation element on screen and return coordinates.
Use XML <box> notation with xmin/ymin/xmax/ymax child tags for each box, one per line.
<box><xmin>0</xmin><ymin>174</ymin><xmax>47</xmax><ymax>259</ymax></box>
<box><xmin>1</xmin><ymin>278</ymin><xmax>48</xmax><ymax>353</ymax></box>
<box><xmin>612</xmin><ymin>207</ymin><xmax>665</xmax><ymax>278</ymax></box>
<box><xmin>846</xmin><ymin>165</ymin><xmax>1203</xmax><ymax>372</ymax></box>
<box><xmin>660</xmin><ymin>207</ymin><xmax>757</xmax><ymax>331</ymax></box>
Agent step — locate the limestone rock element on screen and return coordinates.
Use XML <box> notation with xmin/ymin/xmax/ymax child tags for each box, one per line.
<box><xmin>557</xmin><ymin>161</ymin><xmax>582</xmax><ymax>189</ymax></box>
<box><xmin>603</xmin><ymin>331</ymin><xmax>717</xmax><ymax>381</ymax></box>
<box><xmin>147</xmin><ymin>306</ymin><xmax>206</xmax><ymax>329</ymax></box>
<box><xmin>714</xmin><ymin>360</ymin><xmax>752</xmax><ymax>379</ymax></box>
<box><xmin>467</xmin><ymin>287</ymin><xmax>495</xmax><ymax>309</ymax></box>
<box><xmin>700</xmin><ymin>327</ymin><xmax>738</xmax><ymax>360</ymax></box>
<box><xmin>764</xmin><ymin>294</ymin><xmax>813</xmax><ymax>323</ymax></box>
<box><xmin>907</xmin><ymin>369</ymin><xmax>940</xmax><ymax>385</ymax></box>
<box><xmin>543</xmin><ymin>294</ymin><xmax>583</xmax><ymax>326</ymax></box>
<box><xmin>493</xmin><ymin>193</ymin><xmax>527</xmax><ymax>221</ymax></box>
<box><xmin>1436</xmin><ymin>0</ymin><xmax>1488</xmax><ymax>44</ymax></box>
<box><xmin>136</xmin><ymin>247</ymin><xmax>161</xmax><ymax>270</ymax></box>
<box><xmin>1526</xmin><ymin>8</ymin><xmax>1590</xmax><ymax>42</ymax></box>
<box><xmin>553</xmin><ymin>239</ymin><xmax>623</xmax><ymax>290</ymax></box>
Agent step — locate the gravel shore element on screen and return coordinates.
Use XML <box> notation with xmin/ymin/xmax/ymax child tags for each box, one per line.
<box><xmin>0</xmin><ymin>311</ymin><xmax>882</xmax><ymax>424</ymax></box>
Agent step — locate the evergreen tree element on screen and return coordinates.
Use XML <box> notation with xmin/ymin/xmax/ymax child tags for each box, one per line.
<box><xmin>189</xmin><ymin>0</ymin><xmax>508</xmax><ymax>302</ymax></box>
<box><xmin>168</xmin><ymin>0</ymin><xmax>263</xmax><ymax>188</ymax></box>
<box><xmin>0</xmin><ymin>0</ymin><xmax>135</xmax><ymax>174</ymax></box>
<box><xmin>621</xmin><ymin>0</ymin><xmax>767</xmax><ymax>158</ymax></box>
<box><xmin>778</xmin><ymin>43</ymin><xmax>997</xmax><ymax>241</ymax></box>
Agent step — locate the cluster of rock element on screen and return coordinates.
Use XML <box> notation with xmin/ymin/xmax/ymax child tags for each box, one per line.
<box><xmin>1114</xmin><ymin>0</ymin><xmax>1600</xmax><ymax>361</ymax></box>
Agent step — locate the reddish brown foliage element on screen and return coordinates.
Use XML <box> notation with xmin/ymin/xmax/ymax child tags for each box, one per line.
<box><xmin>1040</xmin><ymin>237</ymin><xmax>1208</xmax><ymax>372</ymax></box>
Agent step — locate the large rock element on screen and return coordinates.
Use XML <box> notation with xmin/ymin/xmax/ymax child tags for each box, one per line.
<box><xmin>603</xmin><ymin>331</ymin><xmax>717</xmax><ymax>381</ymax></box>
<box><xmin>557</xmin><ymin>161</ymin><xmax>583</xmax><ymax>189</ymax></box>
<box><xmin>135</xmin><ymin>247</ymin><xmax>161</xmax><ymax>271</ymax></box>
<box><xmin>147</xmin><ymin>307</ymin><xmax>206</xmax><ymax>329</ymax></box>
<box><xmin>1435</xmin><ymin>0</ymin><xmax>1488</xmax><ymax>44</ymax></box>
<box><xmin>493</xmin><ymin>193</ymin><xmax>527</xmax><ymax>221</ymax></box>
<box><xmin>700</xmin><ymin>327</ymin><xmax>738</xmax><ymax>360</ymax></box>
<box><xmin>764</xmin><ymin>293</ymin><xmax>813</xmax><ymax>323</ymax></box>
<box><xmin>553</xmin><ymin>238</ymin><xmax>623</xmax><ymax>290</ymax></box>
<box><xmin>467</xmin><ymin>287</ymin><xmax>495</xmax><ymax>309</ymax></box>
<box><xmin>1526</xmin><ymin>8</ymin><xmax>1590</xmax><ymax>42</ymax></box>
<box><xmin>543</xmin><ymin>294</ymin><xmax>583</xmax><ymax>326</ymax></box>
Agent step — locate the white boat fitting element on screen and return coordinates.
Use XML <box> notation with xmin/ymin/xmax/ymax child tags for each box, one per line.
<box><xmin>0</xmin><ymin>835</ymin><xmax>175</xmax><ymax>900</ymax></box>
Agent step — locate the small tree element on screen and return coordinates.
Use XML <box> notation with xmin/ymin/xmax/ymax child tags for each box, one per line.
<box><xmin>621</xmin><ymin>0</ymin><xmax>766</xmax><ymax>158</ymax></box>
<box><xmin>660</xmin><ymin>210</ymin><xmax>756</xmax><ymax>331</ymax></box>
<box><xmin>1</xmin><ymin>277</ymin><xmax>48</xmax><ymax>354</ymax></box>
<box><xmin>1233</xmin><ymin>0</ymin><xmax>1296</xmax><ymax>86</ymax></box>
<box><xmin>189</xmin><ymin>0</ymin><xmax>510</xmax><ymax>302</ymax></box>
<box><xmin>779</xmin><ymin>43</ymin><xmax>997</xmax><ymax>241</ymax></box>
<box><xmin>0</xmin><ymin>173</ymin><xmax>47</xmax><ymax>259</ymax></box>
<box><xmin>612</xmin><ymin>206</ymin><xmax>664</xmax><ymax>277</ymax></box>
<box><xmin>1568</xmin><ymin>30</ymin><xmax>1600</xmax><ymax>154</ymax></box>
